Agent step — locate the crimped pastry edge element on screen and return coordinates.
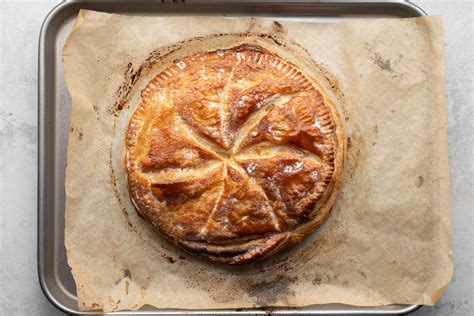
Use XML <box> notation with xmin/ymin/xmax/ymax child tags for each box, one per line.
<box><xmin>123</xmin><ymin>43</ymin><xmax>346</xmax><ymax>265</ymax></box>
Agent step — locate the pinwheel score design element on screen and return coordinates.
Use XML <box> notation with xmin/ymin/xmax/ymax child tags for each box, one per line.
<box><xmin>124</xmin><ymin>44</ymin><xmax>345</xmax><ymax>264</ymax></box>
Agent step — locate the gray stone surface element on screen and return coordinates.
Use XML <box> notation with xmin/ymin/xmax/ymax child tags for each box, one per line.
<box><xmin>0</xmin><ymin>0</ymin><xmax>472</xmax><ymax>315</ymax></box>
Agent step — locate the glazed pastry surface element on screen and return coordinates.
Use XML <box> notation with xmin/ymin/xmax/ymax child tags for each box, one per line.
<box><xmin>125</xmin><ymin>44</ymin><xmax>343</xmax><ymax>264</ymax></box>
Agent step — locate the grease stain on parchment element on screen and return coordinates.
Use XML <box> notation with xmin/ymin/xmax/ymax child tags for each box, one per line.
<box><xmin>371</xmin><ymin>52</ymin><xmax>393</xmax><ymax>72</ymax></box>
<box><xmin>69</xmin><ymin>125</ymin><xmax>84</xmax><ymax>140</ymax></box>
<box><xmin>415</xmin><ymin>175</ymin><xmax>424</xmax><ymax>188</ymax></box>
<box><xmin>247</xmin><ymin>276</ymin><xmax>298</xmax><ymax>306</ymax></box>
<box><xmin>364</xmin><ymin>43</ymin><xmax>409</xmax><ymax>83</ymax></box>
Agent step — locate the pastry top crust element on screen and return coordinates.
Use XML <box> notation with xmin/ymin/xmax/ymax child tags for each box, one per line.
<box><xmin>125</xmin><ymin>44</ymin><xmax>343</xmax><ymax>264</ymax></box>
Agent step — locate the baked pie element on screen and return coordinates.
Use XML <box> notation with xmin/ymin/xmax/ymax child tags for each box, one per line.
<box><xmin>124</xmin><ymin>44</ymin><xmax>344</xmax><ymax>264</ymax></box>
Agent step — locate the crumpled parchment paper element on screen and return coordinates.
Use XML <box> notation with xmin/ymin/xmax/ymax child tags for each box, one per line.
<box><xmin>63</xmin><ymin>10</ymin><xmax>452</xmax><ymax>312</ymax></box>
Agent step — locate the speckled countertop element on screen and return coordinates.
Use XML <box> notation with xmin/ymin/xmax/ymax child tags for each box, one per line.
<box><xmin>0</xmin><ymin>0</ymin><xmax>472</xmax><ymax>315</ymax></box>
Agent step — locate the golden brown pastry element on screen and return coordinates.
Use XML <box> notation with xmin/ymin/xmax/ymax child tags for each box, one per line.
<box><xmin>124</xmin><ymin>44</ymin><xmax>344</xmax><ymax>264</ymax></box>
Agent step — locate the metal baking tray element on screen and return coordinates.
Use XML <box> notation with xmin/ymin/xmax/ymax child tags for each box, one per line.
<box><xmin>38</xmin><ymin>0</ymin><xmax>426</xmax><ymax>314</ymax></box>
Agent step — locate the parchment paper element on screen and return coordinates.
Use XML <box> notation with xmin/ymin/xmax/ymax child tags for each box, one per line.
<box><xmin>63</xmin><ymin>10</ymin><xmax>452</xmax><ymax>312</ymax></box>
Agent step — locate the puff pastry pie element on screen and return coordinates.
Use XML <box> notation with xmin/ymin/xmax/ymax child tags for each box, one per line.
<box><xmin>125</xmin><ymin>44</ymin><xmax>344</xmax><ymax>264</ymax></box>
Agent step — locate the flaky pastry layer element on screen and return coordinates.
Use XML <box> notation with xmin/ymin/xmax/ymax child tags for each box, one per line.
<box><xmin>125</xmin><ymin>44</ymin><xmax>344</xmax><ymax>264</ymax></box>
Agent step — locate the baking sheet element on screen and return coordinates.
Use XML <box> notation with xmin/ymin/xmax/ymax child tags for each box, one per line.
<box><xmin>38</xmin><ymin>2</ymin><xmax>428</xmax><ymax>315</ymax></box>
<box><xmin>61</xmin><ymin>10</ymin><xmax>452</xmax><ymax>312</ymax></box>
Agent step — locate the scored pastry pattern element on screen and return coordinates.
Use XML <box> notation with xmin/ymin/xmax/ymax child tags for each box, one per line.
<box><xmin>125</xmin><ymin>44</ymin><xmax>338</xmax><ymax>262</ymax></box>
